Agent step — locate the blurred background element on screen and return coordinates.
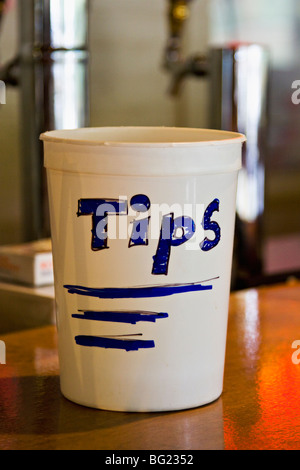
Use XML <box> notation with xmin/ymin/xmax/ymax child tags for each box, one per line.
<box><xmin>0</xmin><ymin>0</ymin><xmax>300</xmax><ymax>289</ymax></box>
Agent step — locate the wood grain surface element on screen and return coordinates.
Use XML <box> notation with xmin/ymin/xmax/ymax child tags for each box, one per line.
<box><xmin>1</xmin><ymin>280</ymin><xmax>300</xmax><ymax>450</ymax></box>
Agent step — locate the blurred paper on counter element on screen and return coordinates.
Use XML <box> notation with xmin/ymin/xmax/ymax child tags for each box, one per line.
<box><xmin>0</xmin><ymin>239</ymin><xmax>54</xmax><ymax>287</ymax></box>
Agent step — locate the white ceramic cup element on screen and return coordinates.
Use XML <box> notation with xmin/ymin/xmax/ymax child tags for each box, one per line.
<box><xmin>41</xmin><ymin>127</ymin><xmax>246</xmax><ymax>412</ymax></box>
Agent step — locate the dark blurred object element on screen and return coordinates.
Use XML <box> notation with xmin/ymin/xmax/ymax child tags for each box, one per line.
<box><xmin>0</xmin><ymin>0</ymin><xmax>6</xmax><ymax>27</ymax></box>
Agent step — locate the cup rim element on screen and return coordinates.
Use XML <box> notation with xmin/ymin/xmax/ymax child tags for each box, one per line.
<box><xmin>40</xmin><ymin>126</ymin><xmax>246</xmax><ymax>147</ymax></box>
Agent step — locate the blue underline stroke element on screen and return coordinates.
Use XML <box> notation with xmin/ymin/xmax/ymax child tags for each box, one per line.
<box><xmin>72</xmin><ymin>310</ymin><xmax>169</xmax><ymax>324</ymax></box>
<box><xmin>64</xmin><ymin>279</ymin><xmax>217</xmax><ymax>299</ymax></box>
<box><xmin>75</xmin><ymin>335</ymin><xmax>155</xmax><ymax>351</ymax></box>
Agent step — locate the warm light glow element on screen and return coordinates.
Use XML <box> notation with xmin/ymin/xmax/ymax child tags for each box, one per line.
<box><xmin>224</xmin><ymin>291</ymin><xmax>300</xmax><ymax>450</ymax></box>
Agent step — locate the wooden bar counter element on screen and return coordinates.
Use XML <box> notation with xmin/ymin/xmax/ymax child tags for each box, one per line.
<box><xmin>1</xmin><ymin>280</ymin><xmax>300</xmax><ymax>450</ymax></box>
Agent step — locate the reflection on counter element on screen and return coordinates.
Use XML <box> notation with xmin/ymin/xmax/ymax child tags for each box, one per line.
<box><xmin>223</xmin><ymin>281</ymin><xmax>300</xmax><ymax>450</ymax></box>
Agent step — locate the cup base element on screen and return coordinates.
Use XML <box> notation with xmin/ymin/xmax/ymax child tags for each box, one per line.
<box><xmin>60</xmin><ymin>387</ymin><xmax>223</xmax><ymax>413</ymax></box>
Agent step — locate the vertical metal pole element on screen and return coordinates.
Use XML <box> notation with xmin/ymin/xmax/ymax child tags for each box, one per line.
<box><xmin>18</xmin><ymin>0</ymin><xmax>89</xmax><ymax>241</ymax></box>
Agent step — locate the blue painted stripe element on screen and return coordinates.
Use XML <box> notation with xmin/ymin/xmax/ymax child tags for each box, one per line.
<box><xmin>72</xmin><ymin>310</ymin><xmax>169</xmax><ymax>324</ymax></box>
<box><xmin>64</xmin><ymin>280</ymin><xmax>215</xmax><ymax>299</ymax></box>
<box><xmin>75</xmin><ymin>335</ymin><xmax>155</xmax><ymax>352</ymax></box>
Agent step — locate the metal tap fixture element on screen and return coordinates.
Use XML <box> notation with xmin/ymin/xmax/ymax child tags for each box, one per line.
<box><xmin>1</xmin><ymin>0</ymin><xmax>90</xmax><ymax>241</ymax></box>
<box><xmin>164</xmin><ymin>0</ymin><xmax>208</xmax><ymax>95</ymax></box>
<box><xmin>164</xmin><ymin>0</ymin><xmax>192</xmax><ymax>67</ymax></box>
<box><xmin>164</xmin><ymin>0</ymin><xmax>269</xmax><ymax>289</ymax></box>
